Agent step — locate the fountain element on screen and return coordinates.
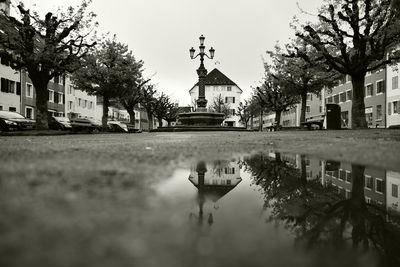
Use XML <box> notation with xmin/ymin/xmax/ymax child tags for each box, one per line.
<box><xmin>156</xmin><ymin>35</ymin><xmax>248</xmax><ymax>132</ymax></box>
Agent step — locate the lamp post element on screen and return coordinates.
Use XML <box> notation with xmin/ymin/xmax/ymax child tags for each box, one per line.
<box><xmin>189</xmin><ymin>35</ymin><xmax>215</xmax><ymax>112</ymax></box>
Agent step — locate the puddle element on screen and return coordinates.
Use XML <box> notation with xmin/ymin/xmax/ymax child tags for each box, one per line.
<box><xmin>132</xmin><ymin>152</ymin><xmax>400</xmax><ymax>267</ymax></box>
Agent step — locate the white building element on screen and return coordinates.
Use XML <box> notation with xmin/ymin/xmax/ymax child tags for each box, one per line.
<box><xmin>0</xmin><ymin>57</ymin><xmax>21</xmax><ymax>113</ymax></box>
<box><xmin>387</xmin><ymin>63</ymin><xmax>400</xmax><ymax>127</ymax></box>
<box><xmin>189</xmin><ymin>68</ymin><xmax>243</xmax><ymax>127</ymax></box>
<box><xmin>386</xmin><ymin>171</ymin><xmax>400</xmax><ymax>216</ymax></box>
<box><xmin>65</xmin><ymin>75</ymin><xmax>97</xmax><ymax>119</ymax></box>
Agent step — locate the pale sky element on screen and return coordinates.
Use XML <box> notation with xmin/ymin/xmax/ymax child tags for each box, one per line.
<box><xmin>11</xmin><ymin>0</ymin><xmax>323</xmax><ymax>105</ymax></box>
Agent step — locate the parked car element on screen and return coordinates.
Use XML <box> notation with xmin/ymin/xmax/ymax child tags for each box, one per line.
<box><xmin>107</xmin><ymin>120</ymin><xmax>129</xmax><ymax>132</ymax></box>
<box><xmin>70</xmin><ymin>118</ymin><xmax>102</xmax><ymax>133</ymax></box>
<box><xmin>0</xmin><ymin>111</ymin><xmax>36</xmax><ymax>131</ymax></box>
<box><xmin>49</xmin><ymin>116</ymin><xmax>72</xmax><ymax>130</ymax></box>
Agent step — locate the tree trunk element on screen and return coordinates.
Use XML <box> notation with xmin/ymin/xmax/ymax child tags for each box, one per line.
<box><xmin>167</xmin><ymin>121</ymin><xmax>171</xmax><ymax>127</ymax></box>
<box><xmin>275</xmin><ymin>110</ymin><xmax>282</xmax><ymax>129</ymax></box>
<box><xmin>259</xmin><ymin>110</ymin><xmax>263</xmax><ymax>132</ymax></box>
<box><xmin>147</xmin><ymin>109</ymin><xmax>153</xmax><ymax>131</ymax></box>
<box><xmin>351</xmin><ymin>74</ymin><xmax>368</xmax><ymax>129</ymax></box>
<box><xmin>250</xmin><ymin>115</ymin><xmax>254</xmax><ymax>130</ymax></box>
<box><xmin>300</xmin><ymin>91</ymin><xmax>307</xmax><ymax>124</ymax></box>
<box><xmin>158</xmin><ymin>118</ymin><xmax>163</xmax><ymax>128</ymax></box>
<box><xmin>127</xmin><ymin>109</ymin><xmax>136</xmax><ymax>128</ymax></box>
<box><xmin>300</xmin><ymin>155</ymin><xmax>307</xmax><ymax>184</ymax></box>
<box><xmin>31</xmin><ymin>77</ymin><xmax>49</xmax><ymax>130</ymax></box>
<box><xmin>102</xmin><ymin>96</ymin><xmax>109</xmax><ymax>131</ymax></box>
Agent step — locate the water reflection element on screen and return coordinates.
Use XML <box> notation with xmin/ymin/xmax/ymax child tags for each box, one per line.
<box><xmin>242</xmin><ymin>152</ymin><xmax>400</xmax><ymax>266</ymax></box>
<box><xmin>189</xmin><ymin>160</ymin><xmax>242</xmax><ymax>227</ymax></box>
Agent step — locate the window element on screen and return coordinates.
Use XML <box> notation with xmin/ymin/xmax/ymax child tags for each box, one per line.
<box><xmin>327</xmin><ymin>96</ymin><xmax>333</xmax><ymax>103</ymax></box>
<box><xmin>339</xmin><ymin>170</ymin><xmax>346</xmax><ymax>180</ymax></box>
<box><xmin>333</xmin><ymin>95</ymin><xmax>339</xmax><ymax>104</ymax></box>
<box><xmin>9</xmin><ymin>107</ymin><xmax>16</xmax><ymax>112</ymax></box>
<box><xmin>224</xmin><ymin>167</ymin><xmax>235</xmax><ymax>174</ymax></box>
<box><xmin>376</xmin><ymin>179</ymin><xmax>384</xmax><ymax>193</ymax></box>
<box><xmin>68</xmin><ymin>86</ymin><xmax>74</xmax><ymax>95</ymax></box>
<box><xmin>68</xmin><ymin>101</ymin><xmax>73</xmax><ymax>110</ymax></box>
<box><xmin>25</xmin><ymin>106</ymin><xmax>34</xmax><ymax>119</ymax></box>
<box><xmin>227</xmin><ymin>86</ymin><xmax>232</xmax><ymax>92</ymax></box>
<box><xmin>88</xmin><ymin>101</ymin><xmax>92</xmax><ymax>109</ymax></box>
<box><xmin>225</xmin><ymin>97</ymin><xmax>235</xmax><ymax>104</ymax></box>
<box><xmin>389</xmin><ymin>103</ymin><xmax>392</xmax><ymax>115</ymax></box>
<box><xmin>26</xmin><ymin>83</ymin><xmax>33</xmax><ymax>97</ymax></box>
<box><xmin>48</xmin><ymin>90</ymin><xmax>54</xmax><ymax>102</ymax></box>
<box><xmin>1</xmin><ymin>78</ymin><xmax>17</xmax><ymax>94</ymax></box>
<box><xmin>393</xmin><ymin>76</ymin><xmax>399</xmax><ymax>90</ymax></box>
<box><xmin>229</xmin><ymin>109</ymin><xmax>236</xmax><ymax>116</ymax></box>
<box><xmin>392</xmin><ymin>184</ymin><xmax>399</xmax><ymax>198</ymax></box>
<box><xmin>0</xmin><ymin>106</ymin><xmax>2</xmax><ymax>110</ymax></box>
<box><xmin>78</xmin><ymin>98</ymin><xmax>82</xmax><ymax>107</ymax></box>
<box><xmin>9</xmin><ymin>81</ymin><xmax>15</xmax><ymax>94</ymax></box>
<box><xmin>58</xmin><ymin>93</ymin><xmax>63</xmax><ymax>104</ymax></box>
<box><xmin>394</xmin><ymin>101</ymin><xmax>399</xmax><ymax>114</ymax></box>
<box><xmin>365</xmin><ymin>84</ymin><xmax>373</xmax><ymax>97</ymax></box>
<box><xmin>346</xmin><ymin>172</ymin><xmax>352</xmax><ymax>183</ymax></box>
<box><xmin>54</xmin><ymin>76</ymin><xmax>62</xmax><ymax>84</ymax></box>
<box><xmin>346</xmin><ymin>90</ymin><xmax>352</xmax><ymax>101</ymax></box>
<box><xmin>365</xmin><ymin>107</ymin><xmax>373</xmax><ymax>125</ymax></box>
<box><xmin>365</xmin><ymin>176</ymin><xmax>373</xmax><ymax>190</ymax></box>
<box><xmin>376</xmin><ymin>105</ymin><xmax>382</xmax><ymax>120</ymax></box>
<box><xmin>307</xmin><ymin>94</ymin><xmax>313</xmax><ymax>101</ymax></box>
<box><xmin>83</xmin><ymin>100</ymin><xmax>87</xmax><ymax>108</ymax></box>
<box><xmin>306</xmin><ymin>106</ymin><xmax>310</xmax><ymax>113</ymax></box>
<box><xmin>319</xmin><ymin>106</ymin><xmax>323</xmax><ymax>113</ymax></box>
<box><xmin>340</xmin><ymin>92</ymin><xmax>346</xmax><ymax>102</ymax></box>
<box><xmin>376</xmin><ymin>80</ymin><xmax>384</xmax><ymax>94</ymax></box>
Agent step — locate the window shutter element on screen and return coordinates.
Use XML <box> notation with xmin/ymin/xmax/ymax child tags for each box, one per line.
<box><xmin>233</xmin><ymin>97</ymin><xmax>235</xmax><ymax>103</ymax></box>
<box><xmin>16</xmin><ymin>82</ymin><xmax>21</xmax><ymax>95</ymax></box>
<box><xmin>5</xmin><ymin>79</ymin><xmax>9</xmax><ymax>93</ymax></box>
<box><xmin>63</xmin><ymin>94</ymin><xmax>65</xmax><ymax>104</ymax></box>
<box><xmin>0</xmin><ymin>78</ymin><xmax>5</xmax><ymax>92</ymax></box>
<box><xmin>54</xmin><ymin>92</ymin><xmax>58</xmax><ymax>103</ymax></box>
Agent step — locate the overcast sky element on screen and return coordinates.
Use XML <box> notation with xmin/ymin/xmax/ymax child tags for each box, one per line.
<box><xmin>12</xmin><ymin>0</ymin><xmax>324</xmax><ymax>105</ymax></box>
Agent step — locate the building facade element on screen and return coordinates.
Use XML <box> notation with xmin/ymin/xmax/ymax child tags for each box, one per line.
<box><xmin>20</xmin><ymin>73</ymin><xmax>66</xmax><ymax>119</ymax></box>
<box><xmin>324</xmin><ymin>70</ymin><xmax>386</xmax><ymax>128</ymax></box>
<box><xmin>0</xmin><ymin>57</ymin><xmax>21</xmax><ymax>113</ymax></box>
<box><xmin>189</xmin><ymin>68</ymin><xmax>242</xmax><ymax>127</ymax></box>
<box><xmin>387</xmin><ymin>63</ymin><xmax>400</xmax><ymax>127</ymax></box>
<box><xmin>65</xmin><ymin>76</ymin><xmax>97</xmax><ymax>120</ymax></box>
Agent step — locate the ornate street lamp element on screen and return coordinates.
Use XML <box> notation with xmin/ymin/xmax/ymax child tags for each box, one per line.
<box><xmin>189</xmin><ymin>35</ymin><xmax>215</xmax><ymax>111</ymax></box>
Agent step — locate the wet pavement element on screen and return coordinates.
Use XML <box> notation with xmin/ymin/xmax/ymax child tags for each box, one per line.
<box><xmin>1</xmin><ymin>132</ymin><xmax>400</xmax><ymax>267</ymax></box>
<box><xmin>100</xmin><ymin>151</ymin><xmax>400</xmax><ymax>267</ymax></box>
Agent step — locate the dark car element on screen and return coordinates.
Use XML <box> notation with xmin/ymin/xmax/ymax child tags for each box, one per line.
<box><xmin>107</xmin><ymin>121</ymin><xmax>129</xmax><ymax>132</ymax></box>
<box><xmin>49</xmin><ymin>116</ymin><xmax>72</xmax><ymax>130</ymax></box>
<box><xmin>0</xmin><ymin>111</ymin><xmax>36</xmax><ymax>131</ymax></box>
<box><xmin>70</xmin><ymin>118</ymin><xmax>102</xmax><ymax>133</ymax></box>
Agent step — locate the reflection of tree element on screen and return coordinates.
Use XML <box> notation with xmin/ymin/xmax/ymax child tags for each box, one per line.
<box><xmin>242</xmin><ymin>153</ymin><xmax>340</xmax><ymax>224</ymax></box>
<box><xmin>243</xmin><ymin>154</ymin><xmax>400</xmax><ymax>266</ymax></box>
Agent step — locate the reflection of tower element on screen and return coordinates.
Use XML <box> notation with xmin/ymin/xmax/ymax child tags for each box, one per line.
<box><xmin>189</xmin><ymin>160</ymin><xmax>242</xmax><ymax>227</ymax></box>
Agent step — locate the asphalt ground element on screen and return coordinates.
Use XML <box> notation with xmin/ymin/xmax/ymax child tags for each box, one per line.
<box><xmin>0</xmin><ymin>130</ymin><xmax>400</xmax><ymax>266</ymax></box>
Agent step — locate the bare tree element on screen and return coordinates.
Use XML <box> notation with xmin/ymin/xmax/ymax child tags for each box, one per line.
<box><xmin>256</xmin><ymin>78</ymin><xmax>299</xmax><ymax>129</ymax></box>
<box><xmin>0</xmin><ymin>1</ymin><xmax>97</xmax><ymax>129</ymax></box>
<box><xmin>267</xmin><ymin>40</ymin><xmax>339</xmax><ymax>124</ymax></box>
<box><xmin>296</xmin><ymin>0</ymin><xmax>400</xmax><ymax>128</ymax></box>
<box><xmin>209</xmin><ymin>94</ymin><xmax>231</xmax><ymax>119</ymax></box>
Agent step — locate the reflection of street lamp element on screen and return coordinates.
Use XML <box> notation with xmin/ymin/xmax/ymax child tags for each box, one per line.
<box><xmin>189</xmin><ymin>35</ymin><xmax>215</xmax><ymax>111</ymax></box>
